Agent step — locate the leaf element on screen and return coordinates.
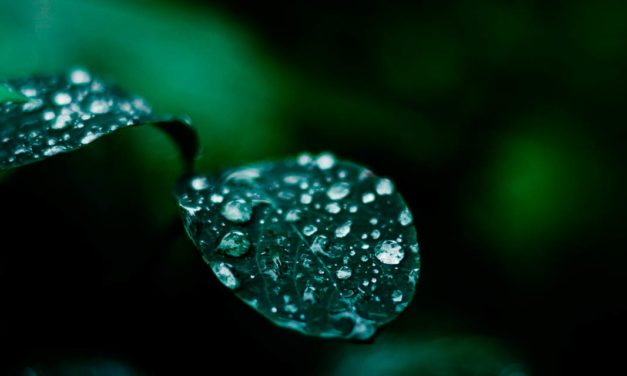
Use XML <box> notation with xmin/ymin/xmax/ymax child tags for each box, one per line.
<box><xmin>0</xmin><ymin>69</ymin><xmax>198</xmax><ymax>170</ymax></box>
<box><xmin>176</xmin><ymin>152</ymin><xmax>421</xmax><ymax>340</ymax></box>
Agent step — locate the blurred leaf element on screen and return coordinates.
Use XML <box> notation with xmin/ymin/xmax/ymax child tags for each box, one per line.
<box><xmin>0</xmin><ymin>68</ymin><xmax>196</xmax><ymax>170</ymax></box>
<box><xmin>329</xmin><ymin>335</ymin><xmax>528</xmax><ymax>376</ymax></box>
<box><xmin>176</xmin><ymin>152</ymin><xmax>420</xmax><ymax>339</ymax></box>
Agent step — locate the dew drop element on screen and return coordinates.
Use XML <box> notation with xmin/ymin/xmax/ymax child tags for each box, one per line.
<box><xmin>374</xmin><ymin>240</ymin><xmax>404</xmax><ymax>265</ymax></box>
<box><xmin>303</xmin><ymin>224</ymin><xmax>318</xmax><ymax>236</ymax></box>
<box><xmin>310</xmin><ymin>234</ymin><xmax>328</xmax><ymax>254</ymax></box>
<box><xmin>297</xmin><ymin>153</ymin><xmax>313</xmax><ymax>166</ymax></box>
<box><xmin>336</xmin><ymin>266</ymin><xmax>352</xmax><ymax>280</ymax></box>
<box><xmin>53</xmin><ymin>92</ymin><xmax>72</xmax><ymax>106</ymax></box>
<box><xmin>300</xmin><ymin>193</ymin><xmax>312</xmax><ymax>204</ymax></box>
<box><xmin>42</xmin><ymin>111</ymin><xmax>55</xmax><ymax>121</ymax></box>
<box><xmin>335</xmin><ymin>220</ymin><xmax>352</xmax><ymax>238</ymax></box>
<box><xmin>210</xmin><ymin>194</ymin><xmax>224</xmax><ymax>203</ymax></box>
<box><xmin>362</xmin><ymin>192</ymin><xmax>375</xmax><ymax>203</ymax></box>
<box><xmin>43</xmin><ymin>145</ymin><xmax>67</xmax><ymax>157</ymax></box>
<box><xmin>327</xmin><ymin>182</ymin><xmax>351</xmax><ymax>200</ymax></box>
<box><xmin>80</xmin><ymin>132</ymin><xmax>98</xmax><ymax>145</ymax></box>
<box><xmin>89</xmin><ymin>99</ymin><xmax>111</xmax><ymax>114</ymax></box>
<box><xmin>315</xmin><ymin>152</ymin><xmax>336</xmax><ymax>170</ymax></box>
<box><xmin>70</xmin><ymin>68</ymin><xmax>91</xmax><ymax>84</ymax></box>
<box><xmin>221</xmin><ymin>199</ymin><xmax>253</xmax><ymax>223</ymax></box>
<box><xmin>392</xmin><ymin>290</ymin><xmax>403</xmax><ymax>303</ymax></box>
<box><xmin>190</xmin><ymin>176</ymin><xmax>210</xmax><ymax>191</ymax></box>
<box><xmin>371</xmin><ymin>229</ymin><xmax>381</xmax><ymax>239</ymax></box>
<box><xmin>212</xmin><ymin>262</ymin><xmax>239</xmax><ymax>289</ymax></box>
<box><xmin>285</xmin><ymin>209</ymin><xmax>302</xmax><ymax>222</ymax></box>
<box><xmin>398</xmin><ymin>208</ymin><xmax>413</xmax><ymax>226</ymax></box>
<box><xmin>217</xmin><ymin>230</ymin><xmax>251</xmax><ymax>257</ymax></box>
<box><xmin>325</xmin><ymin>202</ymin><xmax>341</xmax><ymax>214</ymax></box>
<box><xmin>375</xmin><ymin>178</ymin><xmax>394</xmax><ymax>195</ymax></box>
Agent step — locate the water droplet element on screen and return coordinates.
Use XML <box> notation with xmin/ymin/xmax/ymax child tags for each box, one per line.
<box><xmin>89</xmin><ymin>99</ymin><xmax>110</xmax><ymax>114</ymax></box>
<box><xmin>212</xmin><ymin>262</ymin><xmax>239</xmax><ymax>289</ymax></box>
<box><xmin>374</xmin><ymin>240</ymin><xmax>404</xmax><ymax>265</ymax></box>
<box><xmin>300</xmin><ymin>193</ymin><xmax>312</xmax><ymax>204</ymax></box>
<box><xmin>297</xmin><ymin>153</ymin><xmax>313</xmax><ymax>166</ymax></box>
<box><xmin>371</xmin><ymin>229</ymin><xmax>381</xmax><ymax>239</ymax></box>
<box><xmin>225</xmin><ymin>167</ymin><xmax>261</xmax><ymax>183</ymax></box>
<box><xmin>303</xmin><ymin>224</ymin><xmax>318</xmax><ymax>236</ymax></box>
<box><xmin>42</xmin><ymin>111</ymin><xmax>55</xmax><ymax>121</ymax></box>
<box><xmin>70</xmin><ymin>68</ymin><xmax>91</xmax><ymax>84</ymax></box>
<box><xmin>336</xmin><ymin>266</ymin><xmax>352</xmax><ymax>279</ymax></box>
<box><xmin>210</xmin><ymin>194</ymin><xmax>224</xmax><ymax>203</ymax></box>
<box><xmin>311</xmin><ymin>235</ymin><xmax>328</xmax><ymax>254</ymax></box>
<box><xmin>335</xmin><ymin>220</ymin><xmax>352</xmax><ymax>238</ymax></box>
<box><xmin>392</xmin><ymin>290</ymin><xmax>403</xmax><ymax>303</ymax></box>
<box><xmin>398</xmin><ymin>208</ymin><xmax>413</xmax><ymax>226</ymax></box>
<box><xmin>369</xmin><ymin>218</ymin><xmax>378</xmax><ymax>225</ymax></box>
<box><xmin>217</xmin><ymin>230</ymin><xmax>251</xmax><ymax>257</ymax></box>
<box><xmin>410</xmin><ymin>243</ymin><xmax>419</xmax><ymax>254</ymax></box>
<box><xmin>53</xmin><ymin>92</ymin><xmax>72</xmax><ymax>106</ymax></box>
<box><xmin>349</xmin><ymin>205</ymin><xmax>358</xmax><ymax>213</ymax></box>
<box><xmin>327</xmin><ymin>182</ymin><xmax>351</xmax><ymax>200</ymax></box>
<box><xmin>362</xmin><ymin>192</ymin><xmax>375</xmax><ymax>203</ymax></box>
<box><xmin>80</xmin><ymin>132</ymin><xmax>98</xmax><ymax>145</ymax></box>
<box><xmin>285</xmin><ymin>209</ymin><xmax>302</xmax><ymax>222</ymax></box>
<box><xmin>375</xmin><ymin>178</ymin><xmax>394</xmax><ymax>195</ymax></box>
<box><xmin>22</xmin><ymin>99</ymin><xmax>43</xmax><ymax>112</ymax></box>
<box><xmin>43</xmin><ymin>145</ymin><xmax>67</xmax><ymax>157</ymax></box>
<box><xmin>325</xmin><ymin>202</ymin><xmax>341</xmax><ymax>214</ymax></box>
<box><xmin>51</xmin><ymin>108</ymin><xmax>72</xmax><ymax>129</ymax></box>
<box><xmin>303</xmin><ymin>285</ymin><xmax>316</xmax><ymax>303</ymax></box>
<box><xmin>190</xmin><ymin>176</ymin><xmax>210</xmax><ymax>191</ymax></box>
<box><xmin>315</xmin><ymin>152</ymin><xmax>336</xmax><ymax>170</ymax></box>
<box><xmin>221</xmin><ymin>199</ymin><xmax>253</xmax><ymax>223</ymax></box>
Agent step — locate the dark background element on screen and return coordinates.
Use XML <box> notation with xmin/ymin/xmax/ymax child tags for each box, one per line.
<box><xmin>1</xmin><ymin>0</ymin><xmax>626</xmax><ymax>375</ymax></box>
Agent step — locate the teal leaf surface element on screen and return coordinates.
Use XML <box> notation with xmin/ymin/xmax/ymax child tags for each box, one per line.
<box><xmin>176</xmin><ymin>153</ymin><xmax>421</xmax><ymax>340</ymax></box>
<box><xmin>0</xmin><ymin>69</ymin><xmax>197</xmax><ymax>170</ymax></box>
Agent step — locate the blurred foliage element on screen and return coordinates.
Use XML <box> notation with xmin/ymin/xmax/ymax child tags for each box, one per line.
<box><xmin>1</xmin><ymin>0</ymin><xmax>626</xmax><ymax>375</ymax></box>
<box><xmin>329</xmin><ymin>335</ymin><xmax>528</xmax><ymax>376</ymax></box>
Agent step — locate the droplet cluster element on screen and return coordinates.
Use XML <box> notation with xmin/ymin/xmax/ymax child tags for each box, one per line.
<box><xmin>177</xmin><ymin>152</ymin><xmax>420</xmax><ymax>340</ymax></box>
<box><xmin>1</xmin><ymin>68</ymin><xmax>155</xmax><ymax>169</ymax></box>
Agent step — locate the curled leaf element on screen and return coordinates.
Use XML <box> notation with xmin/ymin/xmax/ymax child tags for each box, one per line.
<box><xmin>0</xmin><ymin>68</ymin><xmax>197</xmax><ymax>170</ymax></box>
<box><xmin>176</xmin><ymin>152</ymin><xmax>420</xmax><ymax>340</ymax></box>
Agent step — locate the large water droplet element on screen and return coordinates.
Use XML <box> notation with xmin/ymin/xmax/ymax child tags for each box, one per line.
<box><xmin>212</xmin><ymin>262</ymin><xmax>239</xmax><ymax>289</ymax></box>
<box><xmin>190</xmin><ymin>176</ymin><xmax>210</xmax><ymax>191</ymax></box>
<box><xmin>53</xmin><ymin>92</ymin><xmax>72</xmax><ymax>106</ymax></box>
<box><xmin>327</xmin><ymin>182</ymin><xmax>351</xmax><ymax>200</ymax></box>
<box><xmin>221</xmin><ymin>199</ymin><xmax>253</xmax><ymax>223</ymax></box>
<box><xmin>336</xmin><ymin>266</ymin><xmax>353</xmax><ymax>279</ymax></box>
<box><xmin>374</xmin><ymin>240</ymin><xmax>404</xmax><ymax>265</ymax></box>
<box><xmin>375</xmin><ymin>178</ymin><xmax>394</xmax><ymax>195</ymax></box>
<box><xmin>70</xmin><ymin>68</ymin><xmax>92</xmax><ymax>84</ymax></box>
<box><xmin>335</xmin><ymin>220</ymin><xmax>352</xmax><ymax>238</ymax></box>
<box><xmin>217</xmin><ymin>230</ymin><xmax>251</xmax><ymax>257</ymax></box>
<box><xmin>398</xmin><ymin>208</ymin><xmax>413</xmax><ymax>226</ymax></box>
<box><xmin>315</xmin><ymin>152</ymin><xmax>335</xmax><ymax>170</ymax></box>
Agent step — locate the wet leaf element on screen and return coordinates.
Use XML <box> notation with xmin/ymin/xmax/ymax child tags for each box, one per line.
<box><xmin>0</xmin><ymin>69</ymin><xmax>197</xmax><ymax>170</ymax></box>
<box><xmin>176</xmin><ymin>152</ymin><xmax>421</xmax><ymax>340</ymax></box>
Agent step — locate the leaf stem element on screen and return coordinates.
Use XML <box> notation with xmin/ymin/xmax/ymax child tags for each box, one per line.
<box><xmin>152</xmin><ymin>118</ymin><xmax>200</xmax><ymax>174</ymax></box>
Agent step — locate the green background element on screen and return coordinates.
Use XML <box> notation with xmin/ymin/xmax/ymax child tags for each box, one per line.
<box><xmin>1</xmin><ymin>0</ymin><xmax>625</xmax><ymax>375</ymax></box>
